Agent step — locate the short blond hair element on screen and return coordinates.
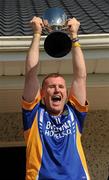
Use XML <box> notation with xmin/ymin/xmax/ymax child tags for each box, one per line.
<box><xmin>42</xmin><ymin>73</ymin><xmax>65</xmax><ymax>88</ymax></box>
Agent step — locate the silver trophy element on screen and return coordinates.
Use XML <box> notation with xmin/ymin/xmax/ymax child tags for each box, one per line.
<box><xmin>43</xmin><ymin>7</ymin><xmax>72</xmax><ymax>58</ymax></box>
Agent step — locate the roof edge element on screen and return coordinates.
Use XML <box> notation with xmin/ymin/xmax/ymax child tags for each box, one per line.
<box><xmin>0</xmin><ymin>34</ymin><xmax>109</xmax><ymax>51</ymax></box>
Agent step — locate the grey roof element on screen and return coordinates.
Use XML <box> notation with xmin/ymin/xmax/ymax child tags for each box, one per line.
<box><xmin>0</xmin><ymin>0</ymin><xmax>109</xmax><ymax>36</ymax></box>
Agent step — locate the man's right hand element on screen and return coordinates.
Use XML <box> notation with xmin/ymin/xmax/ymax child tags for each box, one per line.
<box><xmin>30</xmin><ymin>16</ymin><xmax>44</xmax><ymax>34</ymax></box>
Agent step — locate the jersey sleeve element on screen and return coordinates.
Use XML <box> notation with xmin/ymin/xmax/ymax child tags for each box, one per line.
<box><xmin>68</xmin><ymin>95</ymin><xmax>89</xmax><ymax>133</ymax></box>
<box><xmin>21</xmin><ymin>91</ymin><xmax>41</xmax><ymax>131</ymax></box>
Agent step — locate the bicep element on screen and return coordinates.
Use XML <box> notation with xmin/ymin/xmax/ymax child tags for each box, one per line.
<box><xmin>69</xmin><ymin>78</ymin><xmax>86</xmax><ymax>106</ymax></box>
<box><xmin>23</xmin><ymin>72</ymin><xmax>40</xmax><ymax>103</ymax></box>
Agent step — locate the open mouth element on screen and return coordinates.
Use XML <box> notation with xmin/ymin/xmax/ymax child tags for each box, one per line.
<box><xmin>52</xmin><ymin>95</ymin><xmax>61</xmax><ymax>102</ymax></box>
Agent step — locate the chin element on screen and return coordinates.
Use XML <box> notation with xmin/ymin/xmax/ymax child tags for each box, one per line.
<box><xmin>50</xmin><ymin>107</ymin><xmax>62</xmax><ymax>115</ymax></box>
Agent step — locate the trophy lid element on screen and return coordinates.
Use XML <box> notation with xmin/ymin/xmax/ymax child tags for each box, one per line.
<box><xmin>43</xmin><ymin>7</ymin><xmax>67</xmax><ymax>27</ymax></box>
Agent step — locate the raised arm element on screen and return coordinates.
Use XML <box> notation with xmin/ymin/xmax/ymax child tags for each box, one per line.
<box><xmin>68</xmin><ymin>18</ymin><xmax>87</xmax><ymax>106</ymax></box>
<box><xmin>23</xmin><ymin>17</ymin><xmax>44</xmax><ymax>102</ymax></box>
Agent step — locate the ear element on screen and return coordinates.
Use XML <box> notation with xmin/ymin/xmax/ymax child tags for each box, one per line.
<box><xmin>67</xmin><ymin>88</ymin><xmax>69</xmax><ymax>97</ymax></box>
<box><xmin>40</xmin><ymin>89</ymin><xmax>46</xmax><ymax>105</ymax></box>
<box><xmin>40</xmin><ymin>88</ymin><xmax>45</xmax><ymax>98</ymax></box>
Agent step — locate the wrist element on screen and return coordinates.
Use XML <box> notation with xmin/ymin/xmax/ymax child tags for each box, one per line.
<box><xmin>72</xmin><ymin>37</ymin><xmax>79</xmax><ymax>43</ymax></box>
<box><xmin>72</xmin><ymin>38</ymin><xmax>80</xmax><ymax>48</ymax></box>
<box><xmin>70</xmin><ymin>33</ymin><xmax>78</xmax><ymax>39</ymax></box>
<box><xmin>33</xmin><ymin>32</ymin><xmax>41</xmax><ymax>38</ymax></box>
<box><xmin>72</xmin><ymin>41</ymin><xmax>80</xmax><ymax>47</ymax></box>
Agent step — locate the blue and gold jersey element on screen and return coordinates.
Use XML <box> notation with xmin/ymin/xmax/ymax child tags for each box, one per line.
<box><xmin>22</xmin><ymin>94</ymin><xmax>90</xmax><ymax>180</ymax></box>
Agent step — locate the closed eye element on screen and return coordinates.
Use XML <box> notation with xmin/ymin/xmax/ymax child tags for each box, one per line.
<box><xmin>59</xmin><ymin>85</ymin><xmax>64</xmax><ymax>89</ymax></box>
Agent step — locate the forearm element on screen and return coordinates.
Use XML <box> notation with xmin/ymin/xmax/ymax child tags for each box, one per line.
<box><xmin>25</xmin><ymin>33</ymin><xmax>41</xmax><ymax>75</ymax></box>
<box><xmin>67</xmin><ymin>18</ymin><xmax>86</xmax><ymax>79</ymax></box>
<box><xmin>72</xmin><ymin>44</ymin><xmax>86</xmax><ymax>79</ymax></box>
<box><xmin>70</xmin><ymin>43</ymin><xmax>87</xmax><ymax>105</ymax></box>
